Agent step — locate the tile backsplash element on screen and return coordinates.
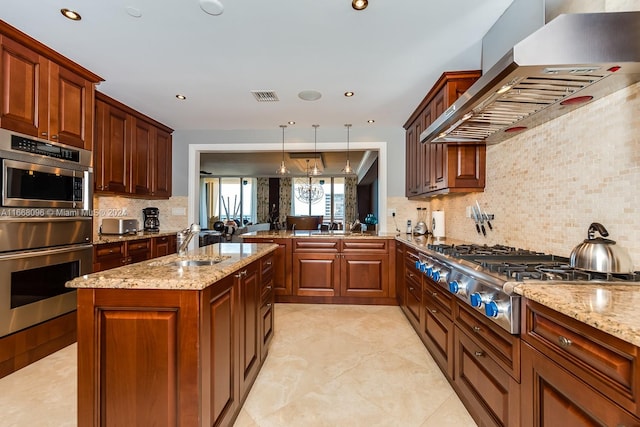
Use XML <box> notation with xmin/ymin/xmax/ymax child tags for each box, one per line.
<box><xmin>387</xmin><ymin>81</ymin><xmax>640</xmax><ymax>268</ymax></box>
<box><xmin>93</xmin><ymin>196</ymin><xmax>188</xmax><ymax>238</ymax></box>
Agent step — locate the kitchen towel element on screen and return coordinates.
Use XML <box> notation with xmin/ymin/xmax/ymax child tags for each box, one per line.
<box><xmin>432</xmin><ymin>210</ymin><xmax>445</xmax><ymax>239</ymax></box>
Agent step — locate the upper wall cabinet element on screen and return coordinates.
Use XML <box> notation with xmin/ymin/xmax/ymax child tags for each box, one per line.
<box><xmin>0</xmin><ymin>23</ymin><xmax>103</xmax><ymax>150</ymax></box>
<box><xmin>94</xmin><ymin>92</ymin><xmax>173</xmax><ymax>199</ymax></box>
<box><xmin>404</xmin><ymin>71</ymin><xmax>485</xmax><ymax>198</ymax></box>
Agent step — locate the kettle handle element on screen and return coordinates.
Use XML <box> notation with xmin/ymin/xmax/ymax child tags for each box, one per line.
<box><xmin>587</xmin><ymin>222</ymin><xmax>609</xmax><ymax>239</ymax></box>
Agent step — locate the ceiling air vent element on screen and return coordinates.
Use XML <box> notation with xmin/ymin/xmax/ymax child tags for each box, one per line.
<box><xmin>251</xmin><ymin>90</ymin><xmax>279</xmax><ymax>102</ymax></box>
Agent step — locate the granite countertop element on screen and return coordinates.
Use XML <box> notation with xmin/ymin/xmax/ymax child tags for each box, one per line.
<box><xmin>241</xmin><ymin>230</ymin><xmax>398</xmax><ymax>239</ymax></box>
<box><xmin>395</xmin><ymin>233</ymin><xmax>640</xmax><ymax>348</ymax></box>
<box><xmin>67</xmin><ymin>242</ymin><xmax>278</xmax><ymax>291</ymax></box>
<box><xmin>94</xmin><ymin>229</ymin><xmax>181</xmax><ymax>244</ymax></box>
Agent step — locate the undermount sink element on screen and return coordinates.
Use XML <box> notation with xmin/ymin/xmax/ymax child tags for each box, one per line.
<box><xmin>172</xmin><ymin>258</ymin><xmax>225</xmax><ymax>267</ymax></box>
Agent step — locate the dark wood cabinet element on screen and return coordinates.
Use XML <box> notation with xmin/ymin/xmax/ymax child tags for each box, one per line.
<box><xmin>292</xmin><ymin>239</ymin><xmax>393</xmax><ymax>302</ymax></box>
<box><xmin>0</xmin><ymin>26</ymin><xmax>101</xmax><ymax>150</ymax></box>
<box><xmin>94</xmin><ymin>92</ymin><xmax>173</xmax><ymax>199</ymax></box>
<box><xmin>259</xmin><ymin>255</ymin><xmax>275</xmax><ymax>361</ymax></box>
<box><xmin>77</xmin><ymin>253</ymin><xmax>274</xmax><ymax>427</ymax></box>
<box><xmin>422</xmin><ymin>278</ymin><xmax>454</xmax><ymax>378</ymax></box>
<box><xmin>243</xmin><ymin>237</ymin><xmax>292</xmax><ymax>297</ymax></box>
<box><xmin>404</xmin><ymin>71</ymin><xmax>485</xmax><ymax>198</ymax></box>
<box><xmin>521</xmin><ymin>299</ymin><xmax>640</xmax><ymax>425</ymax></box>
<box><xmin>151</xmin><ymin>235</ymin><xmax>177</xmax><ymax>258</ymax></box>
<box><xmin>93</xmin><ymin>239</ymin><xmax>153</xmax><ymax>272</ymax></box>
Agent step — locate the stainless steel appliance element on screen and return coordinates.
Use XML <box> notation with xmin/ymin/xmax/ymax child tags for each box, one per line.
<box><xmin>0</xmin><ymin>217</ymin><xmax>93</xmax><ymax>337</ymax></box>
<box><xmin>417</xmin><ymin>243</ymin><xmax>639</xmax><ymax>334</ymax></box>
<box><xmin>421</xmin><ymin>10</ymin><xmax>640</xmax><ymax>145</ymax></box>
<box><xmin>100</xmin><ymin>218</ymin><xmax>139</xmax><ymax>235</ymax></box>
<box><xmin>0</xmin><ymin>129</ymin><xmax>92</xmax><ymax>212</ymax></box>
<box><xmin>142</xmin><ymin>207</ymin><xmax>160</xmax><ymax>232</ymax></box>
<box><xmin>0</xmin><ymin>129</ymin><xmax>93</xmax><ymax>337</ymax></box>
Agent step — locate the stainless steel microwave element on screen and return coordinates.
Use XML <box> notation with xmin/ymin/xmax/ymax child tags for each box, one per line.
<box><xmin>0</xmin><ymin>129</ymin><xmax>92</xmax><ymax>212</ymax></box>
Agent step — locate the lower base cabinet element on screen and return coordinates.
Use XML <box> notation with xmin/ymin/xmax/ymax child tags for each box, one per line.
<box><xmin>76</xmin><ymin>257</ymin><xmax>273</xmax><ymax>427</ymax></box>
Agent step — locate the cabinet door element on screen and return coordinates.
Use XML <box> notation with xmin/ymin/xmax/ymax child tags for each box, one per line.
<box><xmin>521</xmin><ymin>343</ymin><xmax>640</xmax><ymax>427</ymax></box>
<box><xmin>446</xmin><ymin>144</ymin><xmax>486</xmax><ymax>190</ymax></box>
<box><xmin>152</xmin><ymin>236</ymin><xmax>173</xmax><ymax>258</ymax></box>
<box><xmin>127</xmin><ymin>239</ymin><xmax>151</xmax><ymax>264</ymax></box>
<box><xmin>94</xmin><ymin>100</ymin><xmax>130</xmax><ymax>193</ymax></box>
<box><xmin>292</xmin><ymin>253</ymin><xmax>340</xmax><ymax>297</ymax></box>
<box><xmin>454</xmin><ymin>327</ymin><xmax>521</xmax><ymax>427</ymax></box>
<box><xmin>431</xmin><ymin>88</ymin><xmax>448</xmax><ymax>191</ymax></box>
<box><xmin>404</xmin><ymin>270</ymin><xmax>421</xmax><ymax>329</ymax></box>
<box><xmin>405</xmin><ymin>123</ymin><xmax>420</xmax><ymax>197</ymax></box>
<box><xmin>243</xmin><ymin>238</ymin><xmax>292</xmax><ymax>296</ymax></box>
<box><xmin>93</xmin><ymin>242</ymin><xmax>126</xmax><ymax>272</ymax></box>
<box><xmin>238</xmin><ymin>262</ymin><xmax>260</xmax><ymax>398</ymax></box>
<box><xmin>132</xmin><ymin>118</ymin><xmax>152</xmax><ymax>196</ymax></box>
<box><xmin>0</xmin><ymin>36</ymin><xmax>44</xmax><ymax>137</ymax></box>
<box><xmin>340</xmin><ymin>253</ymin><xmax>388</xmax><ymax>298</ymax></box>
<box><xmin>151</xmin><ymin>128</ymin><xmax>172</xmax><ymax>198</ymax></box>
<box><xmin>419</xmin><ymin>106</ymin><xmax>433</xmax><ymax>194</ymax></box>
<box><xmin>202</xmin><ymin>275</ymin><xmax>239</xmax><ymax>427</ymax></box>
<box><xmin>422</xmin><ymin>282</ymin><xmax>454</xmax><ymax>378</ymax></box>
<box><xmin>48</xmin><ymin>62</ymin><xmax>92</xmax><ymax>148</ymax></box>
<box><xmin>395</xmin><ymin>243</ymin><xmax>405</xmax><ymax>305</ymax></box>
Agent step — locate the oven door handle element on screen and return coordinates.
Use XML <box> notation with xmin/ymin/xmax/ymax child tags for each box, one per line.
<box><xmin>0</xmin><ymin>243</ymin><xmax>93</xmax><ymax>261</ymax></box>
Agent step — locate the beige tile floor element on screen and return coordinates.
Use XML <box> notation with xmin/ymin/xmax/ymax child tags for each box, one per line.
<box><xmin>0</xmin><ymin>304</ymin><xmax>476</xmax><ymax>427</ymax></box>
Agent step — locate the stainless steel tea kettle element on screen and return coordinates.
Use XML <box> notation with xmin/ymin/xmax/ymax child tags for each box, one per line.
<box><xmin>569</xmin><ymin>223</ymin><xmax>634</xmax><ymax>274</ymax></box>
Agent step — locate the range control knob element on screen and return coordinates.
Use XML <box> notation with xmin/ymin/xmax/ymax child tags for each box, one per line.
<box><xmin>448</xmin><ymin>280</ymin><xmax>460</xmax><ymax>294</ymax></box>
<box><xmin>414</xmin><ymin>260</ymin><xmax>421</xmax><ymax>270</ymax></box>
<box><xmin>485</xmin><ymin>301</ymin><xmax>507</xmax><ymax>318</ymax></box>
<box><xmin>470</xmin><ymin>292</ymin><xmax>484</xmax><ymax>308</ymax></box>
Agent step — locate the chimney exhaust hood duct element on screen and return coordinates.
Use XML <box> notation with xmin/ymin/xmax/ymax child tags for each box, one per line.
<box><xmin>420</xmin><ymin>11</ymin><xmax>640</xmax><ymax>145</ymax></box>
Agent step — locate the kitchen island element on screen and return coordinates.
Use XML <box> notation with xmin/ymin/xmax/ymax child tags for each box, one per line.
<box><xmin>67</xmin><ymin>242</ymin><xmax>278</xmax><ymax>427</ymax></box>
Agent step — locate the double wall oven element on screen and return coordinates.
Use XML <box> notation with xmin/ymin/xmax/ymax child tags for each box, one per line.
<box><xmin>0</xmin><ymin>129</ymin><xmax>93</xmax><ymax>338</ymax></box>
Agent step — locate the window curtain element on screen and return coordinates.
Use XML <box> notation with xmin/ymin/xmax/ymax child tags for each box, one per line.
<box><xmin>256</xmin><ymin>177</ymin><xmax>270</xmax><ymax>223</ymax></box>
<box><xmin>200</xmin><ymin>178</ymin><xmax>219</xmax><ymax>229</ymax></box>
<box><xmin>279</xmin><ymin>177</ymin><xmax>292</xmax><ymax>225</ymax></box>
<box><xmin>344</xmin><ymin>175</ymin><xmax>358</xmax><ymax>226</ymax></box>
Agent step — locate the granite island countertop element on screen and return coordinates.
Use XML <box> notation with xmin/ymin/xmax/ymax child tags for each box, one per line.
<box><xmin>241</xmin><ymin>230</ymin><xmax>398</xmax><ymax>239</ymax></box>
<box><xmin>395</xmin><ymin>233</ymin><xmax>640</xmax><ymax>348</ymax></box>
<box><xmin>67</xmin><ymin>242</ymin><xmax>278</xmax><ymax>291</ymax></box>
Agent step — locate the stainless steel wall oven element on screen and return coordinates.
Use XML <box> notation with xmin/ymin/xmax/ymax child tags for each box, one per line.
<box><xmin>0</xmin><ymin>129</ymin><xmax>93</xmax><ymax>337</ymax></box>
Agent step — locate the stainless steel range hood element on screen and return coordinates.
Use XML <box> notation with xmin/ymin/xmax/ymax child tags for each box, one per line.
<box><xmin>420</xmin><ymin>11</ymin><xmax>640</xmax><ymax>145</ymax></box>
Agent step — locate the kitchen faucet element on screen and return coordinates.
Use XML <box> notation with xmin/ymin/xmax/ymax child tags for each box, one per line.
<box><xmin>177</xmin><ymin>223</ymin><xmax>201</xmax><ymax>255</ymax></box>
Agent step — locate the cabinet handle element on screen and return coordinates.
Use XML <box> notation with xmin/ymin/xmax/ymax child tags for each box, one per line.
<box><xmin>41</xmin><ymin>132</ymin><xmax>48</xmax><ymax>136</ymax></box>
<box><xmin>266</xmin><ymin>261</ymin><xmax>272</xmax><ymax>265</ymax></box>
<box><xmin>472</xmin><ymin>326</ymin><xmax>481</xmax><ymax>333</ymax></box>
<box><xmin>429</xmin><ymin>309</ymin><xmax>437</xmax><ymax>314</ymax></box>
<box><xmin>267</xmin><ymin>303</ymin><xmax>272</xmax><ymax>308</ymax></box>
<box><xmin>474</xmin><ymin>351</ymin><xmax>484</xmax><ymax>357</ymax></box>
<box><xmin>431</xmin><ymin>292</ymin><xmax>438</xmax><ymax>297</ymax></box>
<box><xmin>409</xmin><ymin>287</ymin><xmax>414</xmax><ymax>291</ymax></box>
<box><xmin>558</xmin><ymin>336</ymin><xmax>572</xmax><ymax>348</ymax></box>
<box><xmin>234</xmin><ymin>273</ymin><xmax>242</xmax><ymax>278</ymax></box>
<box><xmin>409</xmin><ymin>273</ymin><xmax>415</xmax><ymax>278</ymax></box>
<box><xmin>51</xmin><ymin>134</ymin><xmax>58</xmax><ymax>139</ymax></box>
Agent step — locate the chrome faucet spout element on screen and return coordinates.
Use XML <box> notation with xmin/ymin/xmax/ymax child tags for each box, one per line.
<box><xmin>177</xmin><ymin>223</ymin><xmax>201</xmax><ymax>255</ymax></box>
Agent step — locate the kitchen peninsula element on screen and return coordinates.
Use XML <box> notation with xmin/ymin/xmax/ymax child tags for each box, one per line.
<box><xmin>67</xmin><ymin>242</ymin><xmax>278</xmax><ymax>427</ymax></box>
<box><xmin>242</xmin><ymin>230</ymin><xmax>398</xmax><ymax>305</ymax></box>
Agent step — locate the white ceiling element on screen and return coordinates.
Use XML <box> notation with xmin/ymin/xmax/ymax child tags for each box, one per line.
<box><xmin>1</xmin><ymin>0</ymin><xmax>514</xmax><ymax>132</ymax></box>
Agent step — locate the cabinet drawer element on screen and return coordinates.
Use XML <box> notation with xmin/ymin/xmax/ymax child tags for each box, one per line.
<box><xmin>523</xmin><ymin>299</ymin><xmax>639</xmax><ymax>415</ymax></box>
<box><xmin>341</xmin><ymin>239</ymin><xmax>387</xmax><ymax>253</ymax></box>
<box><xmin>456</xmin><ymin>302</ymin><xmax>520</xmax><ymax>379</ymax></box>
<box><xmin>128</xmin><ymin>239</ymin><xmax>151</xmax><ymax>252</ymax></box>
<box><xmin>261</xmin><ymin>255</ymin><xmax>274</xmax><ymax>277</ymax></box>
<box><xmin>423</xmin><ymin>279</ymin><xmax>453</xmax><ymax>319</ymax></box>
<box><xmin>293</xmin><ymin>239</ymin><xmax>339</xmax><ymax>252</ymax></box>
<box><xmin>95</xmin><ymin>242</ymin><xmax>124</xmax><ymax>259</ymax></box>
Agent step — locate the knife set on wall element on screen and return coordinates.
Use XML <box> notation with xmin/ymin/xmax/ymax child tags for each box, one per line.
<box><xmin>471</xmin><ymin>200</ymin><xmax>493</xmax><ymax>236</ymax></box>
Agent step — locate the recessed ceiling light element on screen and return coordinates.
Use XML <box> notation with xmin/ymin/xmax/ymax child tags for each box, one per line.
<box><xmin>288</xmin><ymin>121</ymin><xmax>296</xmax><ymax>125</ymax></box>
<box><xmin>60</xmin><ymin>8</ymin><xmax>81</xmax><ymax>21</ymax></box>
<box><xmin>367</xmin><ymin>119</ymin><xmax>375</xmax><ymax>123</ymax></box>
<box><xmin>352</xmin><ymin>0</ymin><xmax>368</xmax><ymax>11</ymax></box>
<box><xmin>200</xmin><ymin>0</ymin><xmax>224</xmax><ymax>16</ymax></box>
<box><xmin>176</xmin><ymin>94</ymin><xmax>187</xmax><ymax>100</ymax></box>
<box><xmin>125</xmin><ymin>6</ymin><xmax>142</xmax><ymax>18</ymax></box>
<box><xmin>298</xmin><ymin>90</ymin><xmax>322</xmax><ymax>101</ymax></box>
<box><xmin>344</xmin><ymin>91</ymin><xmax>354</xmax><ymax>97</ymax></box>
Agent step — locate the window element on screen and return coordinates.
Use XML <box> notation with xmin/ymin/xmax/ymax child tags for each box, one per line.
<box><xmin>293</xmin><ymin>177</ymin><xmax>345</xmax><ymax>225</ymax></box>
<box><xmin>200</xmin><ymin>177</ymin><xmax>256</xmax><ymax>227</ymax></box>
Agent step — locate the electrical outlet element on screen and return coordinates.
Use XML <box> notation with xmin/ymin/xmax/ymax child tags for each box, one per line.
<box><xmin>466</xmin><ymin>206</ymin><xmax>472</xmax><ymax>218</ymax></box>
<box><xmin>388</xmin><ymin>208</ymin><xmax>396</xmax><ymax>217</ymax></box>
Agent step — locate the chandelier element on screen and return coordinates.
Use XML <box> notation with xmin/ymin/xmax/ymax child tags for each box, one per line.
<box><xmin>294</xmin><ymin>160</ymin><xmax>325</xmax><ymax>204</ymax></box>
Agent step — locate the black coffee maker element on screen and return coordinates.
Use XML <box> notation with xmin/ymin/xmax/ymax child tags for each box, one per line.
<box><xmin>142</xmin><ymin>207</ymin><xmax>160</xmax><ymax>232</ymax></box>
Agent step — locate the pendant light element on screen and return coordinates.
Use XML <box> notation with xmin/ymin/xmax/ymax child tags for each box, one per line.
<box><xmin>343</xmin><ymin>123</ymin><xmax>354</xmax><ymax>174</ymax></box>
<box><xmin>310</xmin><ymin>124</ymin><xmax>322</xmax><ymax>176</ymax></box>
<box><xmin>276</xmin><ymin>125</ymin><xmax>289</xmax><ymax>175</ymax></box>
